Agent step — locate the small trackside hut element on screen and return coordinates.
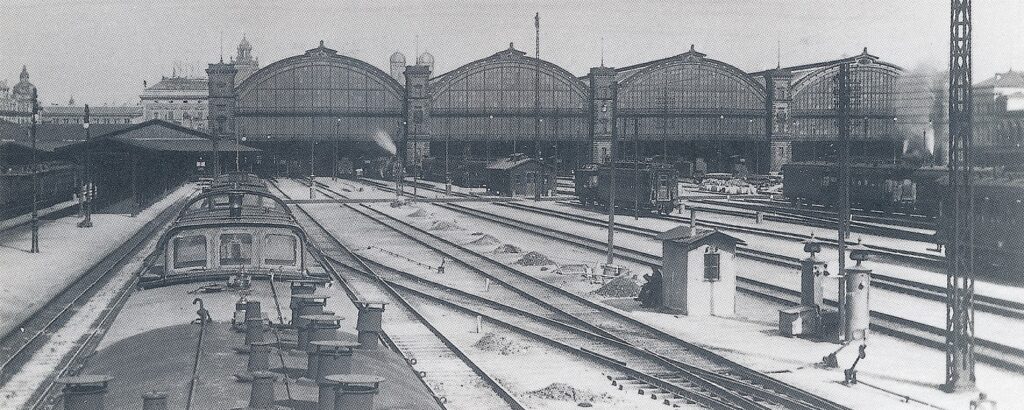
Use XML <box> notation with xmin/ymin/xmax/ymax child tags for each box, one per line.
<box><xmin>485</xmin><ymin>153</ymin><xmax>556</xmax><ymax>197</ymax></box>
<box><xmin>656</xmin><ymin>226</ymin><xmax>744</xmax><ymax>317</ymax></box>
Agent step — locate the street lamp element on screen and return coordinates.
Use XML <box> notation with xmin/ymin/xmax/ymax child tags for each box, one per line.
<box><xmin>29</xmin><ymin>88</ymin><xmax>39</xmax><ymax>253</ymax></box>
<box><xmin>78</xmin><ymin>104</ymin><xmax>93</xmax><ymax>228</ymax></box>
<box><xmin>334</xmin><ymin>118</ymin><xmax>341</xmax><ymax>181</ymax></box>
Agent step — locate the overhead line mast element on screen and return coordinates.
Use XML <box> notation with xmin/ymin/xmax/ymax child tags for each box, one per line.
<box><xmin>945</xmin><ymin>0</ymin><xmax>976</xmax><ymax>393</ymax></box>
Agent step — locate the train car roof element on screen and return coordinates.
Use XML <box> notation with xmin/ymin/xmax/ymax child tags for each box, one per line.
<box><xmin>171</xmin><ymin>188</ymin><xmax>300</xmax><ymax>232</ymax></box>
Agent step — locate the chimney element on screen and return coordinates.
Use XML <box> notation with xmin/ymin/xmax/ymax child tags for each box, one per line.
<box><xmin>141</xmin><ymin>391</ymin><xmax>167</xmax><ymax>410</ymax></box>
<box><xmin>56</xmin><ymin>375</ymin><xmax>113</xmax><ymax>410</ymax></box>
<box><xmin>324</xmin><ymin>374</ymin><xmax>385</xmax><ymax>410</ymax></box>
<box><xmin>355</xmin><ymin>301</ymin><xmax>388</xmax><ymax>350</ymax></box>
<box><xmin>248</xmin><ymin>371</ymin><xmax>277</xmax><ymax>410</ymax></box>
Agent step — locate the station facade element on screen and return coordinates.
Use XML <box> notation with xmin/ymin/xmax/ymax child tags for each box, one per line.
<box><xmin>208</xmin><ymin>41</ymin><xmax>906</xmax><ymax>175</ymax></box>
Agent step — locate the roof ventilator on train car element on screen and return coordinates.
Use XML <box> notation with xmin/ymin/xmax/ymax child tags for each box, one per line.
<box><xmin>56</xmin><ymin>375</ymin><xmax>113</xmax><ymax>410</ymax></box>
<box><xmin>355</xmin><ymin>300</ymin><xmax>388</xmax><ymax>350</ymax></box>
<box><xmin>322</xmin><ymin>375</ymin><xmax>385</xmax><ymax>410</ymax></box>
<box><xmin>141</xmin><ymin>391</ymin><xmax>168</xmax><ymax>410</ymax></box>
<box><xmin>301</xmin><ymin>340</ymin><xmax>360</xmax><ymax>387</ymax></box>
<box><xmin>299</xmin><ymin>314</ymin><xmax>343</xmax><ymax>352</ymax></box>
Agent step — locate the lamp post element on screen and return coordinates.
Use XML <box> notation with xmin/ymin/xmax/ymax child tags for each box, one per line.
<box><xmin>605</xmin><ymin>83</ymin><xmax>618</xmax><ymax>265</ymax></box>
<box><xmin>309</xmin><ymin>138</ymin><xmax>315</xmax><ymax>199</ymax></box>
<box><xmin>78</xmin><ymin>104</ymin><xmax>93</xmax><ymax>228</ymax></box>
<box><xmin>29</xmin><ymin>88</ymin><xmax>39</xmax><ymax>253</ymax></box>
<box><xmin>334</xmin><ymin>118</ymin><xmax>341</xmax><ymax>181</ymax></box>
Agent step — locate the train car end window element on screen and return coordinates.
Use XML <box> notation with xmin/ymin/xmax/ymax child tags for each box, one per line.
<box><xmin>220</xmin><ymin>233</ymin><xmax>253</xmax><ymax>265</ymax></box>
<box><xmin>265</xmin><ymin>234</ymin><xmax>297</xmax><ymax>265</ymax></box>
<box><xmin>174</xmin><ymin>235</ymin><xmax>208</xmax><ymax>269</ymax></box>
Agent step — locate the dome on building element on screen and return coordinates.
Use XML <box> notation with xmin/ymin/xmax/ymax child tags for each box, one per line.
<box><xmin>390</xmin><ymin>52</ymin><xmax>406</xmax><ymax>64</ymax></box>
<box><xmin>12</xmin><ymin>65</ymin><xmax>35</xmax><ymax>101</ymax></box>
<box><xmin>416</xmin><ymin>52</ymin><xmax>434</xmax><ymax>66</ymax></box>
<box><xmin>239</xmin><ymin>35</ymin><xmax>252</xmax><ymax>51</ymax></box>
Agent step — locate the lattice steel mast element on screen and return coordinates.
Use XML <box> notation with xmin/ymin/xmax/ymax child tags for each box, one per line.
<box><xmin>834</xmin><ymin>63</ymin><xmax>852</xmax><ymax>342</ymax></box>
<box><xmin>945</xmin><ymin>0</ymin><xmax>976</xmax><ymax>392</ymax></box>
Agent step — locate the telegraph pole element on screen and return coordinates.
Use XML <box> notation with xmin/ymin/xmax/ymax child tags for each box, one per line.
<box><xmin>834</xmin><ymin>63</ymin><xmax>852</xmax><ymax>342</ymax></box>
<box><xmin>78</xmin><ymin>104</ymin><xmax>93</xmax><ymax>228</ymax></box>
<box><xmin>534</xmin><ymin>12</ymin><xmax>542</xmax><ymax>200</ymax></box>
<box><xmin>606</xmin><ymin>82</ymin><xmax>618</xmax><ymax>265</ymax></box>
<box><xmin>29</xmin><ymin>89</ymin><xmax>40</xmax><ymax>253</ymax></box>
<box><xmin>945</xmin><ymin>0</ymin><xmax>976</xmax><ymax>392</ymax></box>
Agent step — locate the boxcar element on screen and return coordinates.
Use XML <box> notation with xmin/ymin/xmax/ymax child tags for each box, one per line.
<box><xmin>937</xmin><ymin>175</ymin><xmax>1024</xmax><ymax>281</ymax></box>
<box><xmin>585</xmin><ymin>161</ymin><xmax>678</xmax><ymax>214</ymax></box>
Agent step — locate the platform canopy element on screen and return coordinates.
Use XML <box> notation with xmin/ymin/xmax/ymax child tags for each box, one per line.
<box><xmin>55</xmin><ymin>119</ymin><xmax>258</xmax><ymax>154</ymax></box>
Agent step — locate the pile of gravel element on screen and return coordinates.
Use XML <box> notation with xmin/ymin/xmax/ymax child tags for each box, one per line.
<box><xmin>514</xmin><ymin>251</ymin><xmax>555</xmax><ymax>266</ymax></box>
<box><xmin>429</xmin><ymin>220</ymin><xmax>463</xmax><ymax>231</ymax></box>
<box><xmin>592</xmin><ymin>275</ymin><xmax>641</xmax><ymax>298</ymax></box>
<box><xmin>527</xmin><ymin>383</ymin><xmax>608</xmax><ymax>403</ymax></box>
<box><xmin>466</xmin><ymin>234</ymin><xmax>501</xmax><ymax>246</ymax></box>
<box><xmin>408</xmin><ymin>208</ymin><xmax>428</xmax><ymax>218</ymax></box>
<box><xmin>493</xmin><ymin>244</ymin><xmax>522</xmax><ymax>254</ymax></box>
<box><xmin>473</xmin><ymin>332</ymin><xmax>528</xmax><ymax>355</ymax></box>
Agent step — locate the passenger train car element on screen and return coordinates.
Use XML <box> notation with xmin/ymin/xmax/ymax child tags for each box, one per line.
<box><xmin>140</xmin><ymin>173</ymin><xmax>311</xmax><ymax>288</ymax></box>
<box><xmin>576</xmin><ymin>161</ymin><xmax>678</xmax><ymax>214</ymax></box>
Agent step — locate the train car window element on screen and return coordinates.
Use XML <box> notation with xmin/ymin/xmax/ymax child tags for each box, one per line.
<box><xmin>220</xmin><ymin>233</ymin><xmax>253</xmax><ymax>265</ymax></box>
<box><xmin>265</xmin><ymin>234</ymin><xmax>297</xmax><ymax>265</ymax></box>
<box><xmin>173</xmin><ymin>235</ymin><xmax>208</xmax><ymax>269</ymax></box>
<box><xmin>242</xmin><ymin>194</ymin><xmax>262</xmax><ymax>207</ymax></box>
<box><xmin>211</xmin><ymin>195</ymin><xmax>230</xmax><ymax>209</ymax></box>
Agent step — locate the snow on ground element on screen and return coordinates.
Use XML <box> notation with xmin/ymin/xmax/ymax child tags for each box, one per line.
<box><xmin>0</xmin><ymin>186</ymin><xmax>195</xmax><ymax>409</ymax></box>
<box><xmin>0</xmin><ymin>199</ymin><xmax>77</xmax><ymax>232</ymax></box>
<box><xmin>324</xmin><ymin>178</ymin><xmax>1024</xmax><ymax>409</ymax></box>
<box><xmin>0</xmin><ymin>184</ymin><xmax>196</xmax><ymax>340</ymax></box>
<box><xmin>410</xmin><ymin>297</ymin><xmax>686</xmax><ymax>409</ymax></box>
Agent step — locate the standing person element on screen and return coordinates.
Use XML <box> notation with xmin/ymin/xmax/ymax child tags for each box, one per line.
<box><xmin>437</xmin><ymin>257</ymin><xmax>446</xmax><ymax>275</ymax></box>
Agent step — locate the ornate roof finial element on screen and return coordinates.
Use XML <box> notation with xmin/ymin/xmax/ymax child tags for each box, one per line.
<box><xmin>319</xmin><ymin>39</ymin><xmax>325</xmax><ymax>48</ymax></box>
<box><xmin>690</xmin><ymin>44</ymin><xmax>696</xmax><ymax>52</ymax></box>
<box><xmin>600</xmin><ymin>37</ymin><xmax>605</xmax><ymax>67</ymax></box>
<box><xmin>509</xmin><ymin>42</ymin><xmax>515</xmax><ymax>50</ymax></box>
<box><xmin>20</xmin><ymin>65</ymin><xmax>28</xmax><ymax>80</ymax></box>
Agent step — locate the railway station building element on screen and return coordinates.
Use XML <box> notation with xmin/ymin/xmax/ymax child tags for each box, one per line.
<box><xmin>207</xmin><ymin>41</ymin><xmax>906</xmax><ymax>176</ymax></box>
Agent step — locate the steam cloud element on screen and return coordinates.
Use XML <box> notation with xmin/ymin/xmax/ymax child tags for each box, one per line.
<box><xmin>373</xmin><ymin>129</ymin><xmax>398</xmax><ymax>156</ymax></box>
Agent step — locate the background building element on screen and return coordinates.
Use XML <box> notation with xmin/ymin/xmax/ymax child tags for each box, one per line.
<box><xmin>0</xmin><ymin>66</ymin><xmax>35</xmax><ymax>124</ymax></box>
<box><xmin>139</xmin><ymin>37</ymin><xmax>258</xmax><ymax>132</ymax></box>
<box><xmin>973</xmin><ymin>70</ymin><xmax>1024</xmax><ymax>167</ymax></box>
<box><xmin>42</xmin><ymin>99</ymin><xmax>142</xmax><ymax>125</ymax></box>
<box><xmin>212</xmin><ymin>40</ymin><xmax>908</xmax><ymax>176</ymax></box>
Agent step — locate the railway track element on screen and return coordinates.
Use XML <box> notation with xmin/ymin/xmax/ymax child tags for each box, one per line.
<box><xmin>362</xmin><ymin>177</ymin><xmax>945</xmax><ymax>270</ymax></box>
<box><xmin>358</xmin><ymin>178</ymin><xmax>990</xmax><ymax>311</ymax></box>
<box><xmin>343</xmin><ymin>178</ymin><xmax>1024</xmax><ymax>373</ymax></box>
<box><xmin>268</xmin><ymin>179</ymin><xmax>525</xmax><ymax>410</ymax></box>
<box><xmin>0</xmin><ymin>193</ymin><xmax>192</xmax><ymax>410</ymax></box>
<box><xmin>307</xmin><ymin>180</ymin><xmax>850</xmax><ymax>410</ymax></box>
<box><xmin>490</xmin><ymin>201</ymin><xmax>1024</xmax><ymax>320</ymax></box>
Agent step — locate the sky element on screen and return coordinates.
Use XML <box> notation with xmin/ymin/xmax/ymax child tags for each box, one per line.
<box><xmin>1</xmin><ymin>0</ymin><xmax>1022</xmax><ymax>106</ymax></box>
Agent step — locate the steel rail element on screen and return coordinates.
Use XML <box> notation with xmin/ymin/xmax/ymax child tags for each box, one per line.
<box><xmin>16</xmin><ymin>194</ymin><xmax>193</xmax><ymax>410</ymax></box>
<box><xmin>311</xmin><ymin>181</ymin><xmax>848</xmax><ymax>410</ymax></box>
<box><xmin>268</xmin><ymin>179</ymin><xmax>525</xmax><ymax>410</ymax></box>
<box><xmin>351</xmin><ymin>256</ymin><xmax>820</xmax><ymax>410</ymax></box>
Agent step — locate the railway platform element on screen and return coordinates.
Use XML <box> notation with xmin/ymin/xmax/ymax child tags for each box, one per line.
<box><xmin>0</xmin><ymin>184</ymin><xmax>197</xmax><ymax>340</ymax></box>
